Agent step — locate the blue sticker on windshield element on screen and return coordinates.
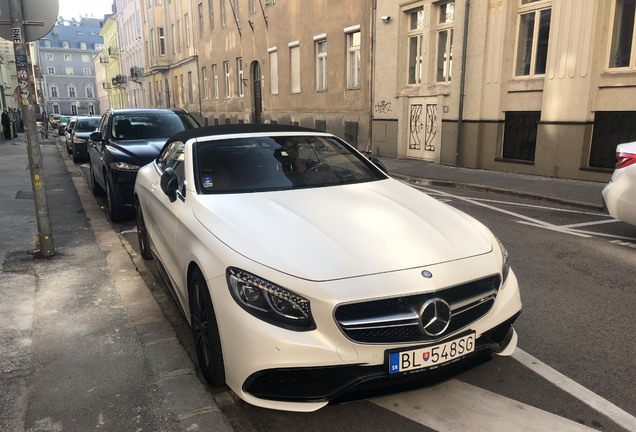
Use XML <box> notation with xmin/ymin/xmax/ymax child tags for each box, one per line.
<box><xmin>203</xmin><ymin>177</ymin><xmax>213</xmax><ymax>188</ymax></box>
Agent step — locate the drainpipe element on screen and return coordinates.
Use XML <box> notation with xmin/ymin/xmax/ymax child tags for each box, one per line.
<box><xmin>455</xmin><ymin>0</ymin><xmax>470</xmax><ymax>167</ymax></box>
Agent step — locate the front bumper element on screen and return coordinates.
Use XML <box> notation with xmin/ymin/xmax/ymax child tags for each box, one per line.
<box><xmin>244</xmin><ymin>316</ymin><xmax>519</xmax><ymax>404</ymax></box>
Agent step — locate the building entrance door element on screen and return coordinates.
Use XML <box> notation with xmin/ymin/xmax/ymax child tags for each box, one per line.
<box><xmin>406</xmin><ymin>97</ymin><xmax>441</xmax><ymax>162</ymax></box>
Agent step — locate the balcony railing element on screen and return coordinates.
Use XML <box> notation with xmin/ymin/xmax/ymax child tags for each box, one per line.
<box><xmin>102</xmin><ymin>82</ymin><xmax>112</xmax><ymax>90</ymax></box>
<box><xmin>112</xmin><ymin>75</ymin><xmax>127</xmax><ymax>87</ymax></box>
<box><xmin>130</xmin><ymin>66</ymin><xmax>145</xmax><ymax>82</ymax></box>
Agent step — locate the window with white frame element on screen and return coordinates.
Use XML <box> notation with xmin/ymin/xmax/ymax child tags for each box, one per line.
<box><xmin>515</xmin><ymin>0</ymin><xmax>551</xmax><ymax>76</ymax></box>
<box><xmin>213</xmin><ymin>64</ymin><xmax>219</xmax><ymax>99</ymax></box>
<box><xmin>203</xmin><ymin>66</ymin><xmax>209</xmax><ymax>99</ymax></box>
<box><xmin>221</xmin><ymin>0</ymin><xmax>227</xmax><ymax>28</ymax></box>
<box><xmin>85</xmin><ymin>84</ymin><xmax>94</xmax><ymax>98</ymax></box>
<box><xmin>50</xmin><ymin>84</ymin><xmax>58</xmax><ymax>98</ymax></box>
<box><xmin>80</xmin><ymin>42</ymin><xmax>87</xmax><ymax>50</ymax></box>
<box><xmin>158</xmin><ymin>27</ymin><xmax>166</xmax><ymax>55</ymax></box>
<box><xmin>53</xmin><ymin>104</ymin><xmax>60</xmax><ymax>114</ymax></box>
<box><xmin>609</xmin><ymin>0</ymin><xmax>636</xmax><ymax>68</ymax></box>
<box><xmin>436</xmin><ymin>1</ymin><xmax>454</xmax><ymax>82</ymax></box>
<box><xmin>45</xmin><ymin>53</ymin><xmax>54</xmax><ymax>61</ymax></box>
<box><xmin>209</xmin><ymin>0</ymin><xmax>215</xmax><ymax>32</ymax></box>
<box><xmin>237</xmin><ymin>57</ymin><xmax>244</xmax><ymax>97</ymax></box>
<box><xmin>71</xmin><ymin>105</ymin><xmax>78</xmax><ymax>115</ymax></box>
<box><xmin>83</xmin><ymin>68</ymin><xmax>91</xmax><ymax>75</ymax></box>
<box><xmin>64</xmin><ymin>54</ymin><xmax>72</xmax><ymax>61</ymax></box>
<box><xmin>290</xmin><ymin>42</ymin><xmax>301</xmax><ymax>93</ymax></box>
<box><xmin>269</xmin><ymin>48</ymin><xmax>279</xmax><ymax>95</ymax></box>
<box><xmin>82</xmin><ymin>54</ymin><xmax>89</xmax><ymax>62</ymax></box>
<box><xmin>315</xmin><ymin>36</ymin><xmax>327</xmax><ymax>92</ymax></box>
<box><xmin>224</xmin><ymin>61</ymin><xmax>231</xmax><ymax>97</ymax></box>
<box><xmin>199</xmin><ymin>3</ymin><xmax>204</xmax><ymax>37</ymax></box>
<box><xmin>68</xmin><ymin>84</ymin><xmax>77</xmax><ymax>98</ymax></box>
<box><xmin>88</xmin><ymin>105</ymin><xmax>94</xmax><ymax>114</ymax></box>
<box><xmin>48</xmin><ymin>66</ymin><xmax>55</xmax><ymax>74</ymax></box>
<box><xmin>185</xmin><ymin>13</ymin><xmax>191</xmax><ymax>47</ymax></box>
<box><xmin>65</xmin><ymin>67</ymin><xmax>73</xmax><ymax>75</ymax></box>
<box><xmin>407</xmin><ymin>7</ymin><xmax>424</xmax><ymax>84</ymax></box>
<box><xmin>62</xmin><ymin>41</ymin><xmax>69</xmax><ymax>49</ymax></box>
<box><xmin>346</xmin><ymin>28</ymin><xmax>361</xmax><ymax>89</ymax></box>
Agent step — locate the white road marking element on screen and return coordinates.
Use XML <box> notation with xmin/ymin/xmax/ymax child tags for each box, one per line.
<box><xmin>416</xmin><ymin>185</ymin><xmax>636</xmax><ymax>242</ymax></box>
<box><xmin>373</xmin><ymin>379</ymin><xmax>597</xmax><ymax>431</ymax></box>
<box><xmin>513</xmin><ymin>348</ymin><xmax>636</xmax><ymax>432</ymax></box>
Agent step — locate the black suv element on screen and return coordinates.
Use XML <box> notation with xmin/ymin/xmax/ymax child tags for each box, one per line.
<box><xmin>88</xmin><ymin>108</ymin><xmax>200</xmax><ymax>221</ymax></box>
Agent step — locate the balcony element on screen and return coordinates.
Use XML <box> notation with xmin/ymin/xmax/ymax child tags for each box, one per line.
<box><xmin>107</xmin><ymin>47</ymin><xmax>120</xmax><ymax>59</ymax></box>
<box><xmin>112</xmin><ymin>75</ymin><xmax>127</xmax><ymax>87</ymax></box>
<box><xmin>99</xmin><ymin>56</ymin><xmax>109</xmax><ymax>64</ymax></box>
<box><xmin>130</xmin><ymin>66</ymin><xmax>145</xmax><ymax>82</ymax></box>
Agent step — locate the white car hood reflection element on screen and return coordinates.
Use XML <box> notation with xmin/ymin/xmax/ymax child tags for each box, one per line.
<box><xmin>193</xmin><ymin>179</ymin><xmax>493</xmax><ymax>281</ymax></box>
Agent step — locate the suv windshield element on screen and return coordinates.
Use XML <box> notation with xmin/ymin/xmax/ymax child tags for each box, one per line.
<box><xmin>196</xmin><ymin>135</ymin><xmax>386</xmax><ymax>193</ymax></box>
<box><xmin>112</xmin><ymin>112</ymin><xmax>196</xmax><ymax>140</ymax></box>
<box><xmin>76</xmin><ymin>118</ymin><xmax>100</xmax><ymax>132</ymax></box>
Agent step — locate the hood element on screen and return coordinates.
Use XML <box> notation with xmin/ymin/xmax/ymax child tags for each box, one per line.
<box><xmin>108</xmin><ymin>139</ymin><xmax>167</xmax><ymax>166</ymax></box>
<box><xmin>192</xmin><ymin>179</ymin><xmax>493</xmax><ymax>281</ymax></box>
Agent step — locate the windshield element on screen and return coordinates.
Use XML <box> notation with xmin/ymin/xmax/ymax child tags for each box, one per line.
<box><xmin>112</xmin><ymin>112</ymin><xmax>195</xmax><ymax>140</ymax></box>
<box><xmin>76</xmin><ymin>118</ymin><xmax>100</xmax><ymax>132</ymax></box>
<box><xmin>196</xmin><ymin>135</ymin><xmax>386</xmax><ymax>193</ymax></box>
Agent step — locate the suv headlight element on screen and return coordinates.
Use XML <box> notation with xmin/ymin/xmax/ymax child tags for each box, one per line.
<box><xmin>111</xmin><ymin>162</ymin><xmax>140</xmax><ymax>171</ymax></box>
<box><xmin>495</xmin><ymin>236</ymin><xmax>510</xmax><ymax>285</ymax></box>
<box><xmin>227</xmin><ymin>268</ymin><xmax>315</xmax><ymax>331</ymax></box>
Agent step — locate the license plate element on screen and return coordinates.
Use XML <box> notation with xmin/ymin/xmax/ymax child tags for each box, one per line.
<box><xmin>388</xmin><ymin>332</ymin><xmax>475</xmax><ymax>374</ymax></box>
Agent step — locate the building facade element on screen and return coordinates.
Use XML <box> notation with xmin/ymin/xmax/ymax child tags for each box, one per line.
<box><xmin>116</xmin><ymin>0</ymin><xmax>148</xmax><ymax>108</ymax></box>
<box><xmin>138</xmin><ymin>0</ymin><xmax>373</xmax><ymax>149</ymax></box>
<box><xmin>36</xmin><ymin>19</ymin><xmax>104</xmax><ymax>117</ymax></box>
<box><xmin>373</xmin><ymin>0</ymin><xmax>636</xmax><ymax>182</ymax></box>
<box><xmin>99</xmin><ymin>15</ymin><xmax>126</xmax><ymax>109</ymax></box>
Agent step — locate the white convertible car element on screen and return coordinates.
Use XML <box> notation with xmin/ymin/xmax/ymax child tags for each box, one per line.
<box><xmin>134</xmin><ymin>125</ymin><xmax>522</xmax><ymax>412</ymax></box>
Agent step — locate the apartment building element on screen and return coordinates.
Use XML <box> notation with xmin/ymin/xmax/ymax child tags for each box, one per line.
<box><xmin>116</xmin><ymin>0</ymin><xmax>148</xmax><ymax>108</ymax></box>
<box><xmin>100</xmin><ymin>15</ymin><xmax>127</xmax><ymax>109</ymax></box>
<box><xmin>139</xmin><ymin>0</ymin><xmax>372</xmax><ymax>149</ymax></box>
<box><xmin>35</xmin><ymin>19</ymin><xmax>104</xmax><ymax>116</ymax></box>
<box><xmin>373</xmin><ymin>0</ymin><xmax>636</xmax><ymax>181</ymax></box>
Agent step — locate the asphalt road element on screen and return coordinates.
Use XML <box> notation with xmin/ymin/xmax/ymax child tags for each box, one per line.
<box><xmin>80</xmin><ymin>162</ymin><xmax>635</xmax><ymax>432</ymax></box>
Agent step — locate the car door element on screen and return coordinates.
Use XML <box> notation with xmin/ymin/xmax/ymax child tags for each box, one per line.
<box><xmin>89</xmin><ymin>113</ymin><xmax>110</xmax><ymax>191</ymax></box>
<box><xmin>146</xmin><ymin>140</ymin><xmax>188</xmax><ymax>299</ymax></box>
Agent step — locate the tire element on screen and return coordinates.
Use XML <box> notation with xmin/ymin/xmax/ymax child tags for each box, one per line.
<box><xmin>89</xmin><ymin>162</ymin><xmax>105</xmax><ymax>196</ymax></box>
<box><xmin>135</xmin><ymin>200</ymin><xmax>152</xmax><ymax>260</ymax></box>
<box><xmin>189</xmin><ymin>268</ymin><xmax>225</xmax><ymax>386</ymax></box>
<box><xmin>106</xmin><ymin>179</ymin><xmax>126</xmax><ymax>222</ymax></box>
<box><xmin>66</xmin><ymin>140</ymin><xmax>72</xmax><ymax>154</ymax></box>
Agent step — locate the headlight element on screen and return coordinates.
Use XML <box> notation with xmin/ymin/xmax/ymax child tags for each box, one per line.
<box><xmin>495</xmin><ymin>236</ymin><xmax>510</xmax><ymax>285</ymax></box>
<box><xmin>111</xmin><ymin>162</ymin><xmax>140</xmax><ymax>171</ymax></box>
<box><xmin>74</xmin><ymin>137</ymin><xmax>87</xmax><ymax>144</ymax></box>
<box><xmin>227</xmin><ymin>268</ymin><xmax>315</xmax><ymax>331</ymax></box>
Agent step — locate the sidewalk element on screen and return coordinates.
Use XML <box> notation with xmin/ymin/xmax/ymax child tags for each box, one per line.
<box><xmin>377</xmin><ymin>157</ymin><xmax>607</xmax><ymax>211</ymax></box>
<box><xmin>0</xmin><ymin>135</ymin><xmax>233</xmax><ymax>432</ymax></box>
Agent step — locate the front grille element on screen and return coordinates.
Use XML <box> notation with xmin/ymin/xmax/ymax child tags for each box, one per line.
<box><xmin>334</xmin><ymin>275</ymin><xmax>500</xmax><ymax>344</ymax></box>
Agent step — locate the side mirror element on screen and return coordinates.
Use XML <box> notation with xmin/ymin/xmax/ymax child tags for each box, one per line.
<box><xmin>89</xmin><ymin>131</ymin><xmax>103</xmax><ymax>142</ymax></box>
<box><xmin>160</xmin><ymin>167</ymin><xmax>178</xmax><ymax>203</ymax></box>
<box><xmin>369</xmin><ymin>156</ymin><xmax>388</xmax><ymax>174</ymax></box>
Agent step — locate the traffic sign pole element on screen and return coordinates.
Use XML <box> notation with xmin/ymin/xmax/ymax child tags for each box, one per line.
<box><xmin>9</xmin><ymin>0</ymin><xmax>54</xmax><ymax>257</ymax></box>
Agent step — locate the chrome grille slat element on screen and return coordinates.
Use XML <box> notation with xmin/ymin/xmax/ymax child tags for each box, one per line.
<box><xmin>334</xmin><ymin>275</ymin><xmax>500</xmax><ymax>344</ymax></box>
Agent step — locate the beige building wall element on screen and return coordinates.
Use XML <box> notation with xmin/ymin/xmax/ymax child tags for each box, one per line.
<box><xmin>374</xmin><ymin>0</ymin><xmax>636</xmax><ymax>182</ymax></box>
<box><xmin>141</xmin><ymin>0</ymin><xmax>374</xmax><ymax>150</ymax></box>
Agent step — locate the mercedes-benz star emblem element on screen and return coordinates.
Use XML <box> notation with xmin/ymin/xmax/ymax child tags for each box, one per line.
<box><xmin>418</xmin><ymin>298</ymin><xmax>451</xmax><ymax>336</ymax></box>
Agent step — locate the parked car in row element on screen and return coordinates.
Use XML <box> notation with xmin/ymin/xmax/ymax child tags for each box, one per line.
<box><xmin>49</xmin><ymin>114</ymin><xmax>61</xmax><ymax>129</ymax></box>
<box><xmin>602</xmin><ymin>141</ymin><xmax>636</xmax><ymax>227</ymax></box>
<box><xmin>88</xmin><ymin>108</ymin><xmax>200</xmax><ymax>221</ymax></box>
<box><xmin>57</xmin><ymin>116</ymin><xmax>71</xmax><ymax>135</ymax></box>
<box><xmin>64</xmin><ymin>117</ymin><xmax>77</xmax><ymax>151</ymax></box>
<box><xmin>134</xmin><ymin>124</ymin><xmax>522</xmax><ymax>411</ymax></box>
<box><xmin>65</xmin><ymin>116</ymin><xmax>101</xmax><ymax>162</ymax></box>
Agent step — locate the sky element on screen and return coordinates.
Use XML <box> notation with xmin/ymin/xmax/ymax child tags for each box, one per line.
<box><xmin>57</xmin><ymin>0</ymin><xmax>113</xmax><ymax>22</ymax></box>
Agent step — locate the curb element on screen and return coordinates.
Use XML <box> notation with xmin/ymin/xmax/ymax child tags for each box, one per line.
<box><xmin>390</xmin><ymin>173</ymin><xmax>605</xmax><ymax>212</ymax></box>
